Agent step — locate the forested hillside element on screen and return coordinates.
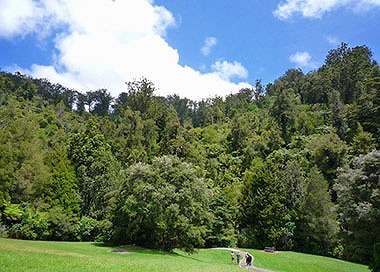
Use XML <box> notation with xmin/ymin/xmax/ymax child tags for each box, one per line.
<box><xmin>0</xmin><ymin>43</ymin><xmax>379</xmax><ymax>269</ymax></box>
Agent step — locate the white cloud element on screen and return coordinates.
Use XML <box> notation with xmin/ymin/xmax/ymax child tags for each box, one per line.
<box><xmin>273</xmin><ymin>0</ymin><xmax>380</xmax><ymax>20</ymax></box>
<box><xmin>201</xmin><ymin>37</ymin><xmax>217</xmax><ymax>56</ymax></box>
<box><xmin>211</xmin><ymin>60</ymin><xmax>248</xmax><ymax>81</ymax></box>
<box><xmin>0</xmin><ymin>0</ymin><xmax>250</xmax><ymax>101</ymax></box>
<box><xmin>289</xmin><ymin>51</ymin><xmax>316</xmax><ymax>69</ymax></box>
<box><xmin>0</xmin><ymin>0</ymin><xmax>44</xmax><ymax>38</ymax></box>
<box><xmin>353</xmin><ymin>0</ymin><xmax>380</xmax><ymax>12</ymax></box>
<box><xmin>325</xmin><ymin>35</ymin><xmax>341</xmax><ymax>46</ymax></box>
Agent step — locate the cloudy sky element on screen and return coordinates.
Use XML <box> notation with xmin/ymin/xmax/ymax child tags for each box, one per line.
<box><xmin>1</xmin><ymin>0</ymin><xmax>380</xmax><ymax>100</ymax></box>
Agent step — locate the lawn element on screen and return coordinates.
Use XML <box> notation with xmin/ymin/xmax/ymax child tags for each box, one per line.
<box><xmin>0</xmin><ymin>238</ymin><xmax>370</xmax><ymax>272</ymax></box>
<box><xmin>250</xmin><ymin>249</ymin><xmax>370</xmax><ymax>272</ymax></box>
<box><xmin>0</xmin><ymin>238</ymin><xmax>241</xmax><ymax>272</ymax></box>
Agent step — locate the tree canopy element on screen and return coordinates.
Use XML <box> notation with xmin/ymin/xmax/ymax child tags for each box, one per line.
<box><xmin>0</xmin><ymin>43</ymin><xmax>379</xmax><ymax>268</ymax></box>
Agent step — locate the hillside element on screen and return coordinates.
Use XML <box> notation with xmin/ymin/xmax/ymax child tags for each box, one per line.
<box><xmin>0</xmin><ymin>43</ymin><xmax>379</xmax><ymax>270</ymax></box>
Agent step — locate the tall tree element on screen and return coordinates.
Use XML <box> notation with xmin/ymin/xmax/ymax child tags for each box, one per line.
<box><xmin>295</xmin><ymin>167</ymin><xmax>338</xmax><ymax>256</ymax></box>
<box><xmin>270</xmin><ymin>87</ymin><xmax>300</xmax><ymax>142</ymax></box>
<box><xmin>239</xmin><ymin>158</ymin><xmax>287</xmax><ymax>249</ymax></box>
<box><xmin>112</xmin><ymin>155</ymin><xmax>212</xmax><ymax>252</ymax></box>
<box><xmin>68</xmin><ymin>118</ymin><xmax>121</xmax><ymax>219</ymax></box>
<box><xmin>334</xmin><ymin>150</ymin><xmax>380</xmax><ymax>264</ymax></box>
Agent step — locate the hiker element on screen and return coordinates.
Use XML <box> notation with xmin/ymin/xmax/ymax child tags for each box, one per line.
<box><xmin>236</xmin><ymin>251</ymin><xmax>241</xmax><ymax>265</ymax></box>
<box><xmin>231</xmin><ymin>251</ymin><xmax>235</xmax><ymax>264</ymax></box>
<box><xmin>245</xmin><ymin>252</ymin><xmax>252</xmax><ymax>267</ymax></box>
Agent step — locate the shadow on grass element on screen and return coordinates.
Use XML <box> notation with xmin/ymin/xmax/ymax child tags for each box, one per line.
<box><xmin>91</xmin><ymin>242</ymin><xmax>207</xmax><ymax>263</ymax></box>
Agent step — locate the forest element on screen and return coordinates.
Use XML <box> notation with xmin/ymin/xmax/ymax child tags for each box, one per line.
<box><xmin>0</xmin><ymin>43</ymin><xmax>379</xmax><ymax>270</ymax></box>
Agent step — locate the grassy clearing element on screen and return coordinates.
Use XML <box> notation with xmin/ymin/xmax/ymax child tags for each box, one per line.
<box><xmin>0</xmin><ymin>238</ymin><xmax>370</xmax><ymax>272</ymax></box>
<box><xmin>0</xmin><ymin>238</ymin><xmax>240</xmax><ymax>272</ymax></box>
<box><xmin>249</xmin><ymin>249</ymin><xmax>370</xmax><ymax>272</ymax></box>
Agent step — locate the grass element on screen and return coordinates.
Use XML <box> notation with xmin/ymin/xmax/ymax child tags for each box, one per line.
<box><xmin>249</xmin><ymin>249</ymin><xmax>370</xmax><ymax>272</ymax></box>
<box><xmin>0</xmin><ymin>238</ymin><xmax>241</xmax><ymax>272</ymax></box>
<box><xmin>0</xmin><ymin>238</ymin><xmax>370</xmax><ymax>272</ymax></box>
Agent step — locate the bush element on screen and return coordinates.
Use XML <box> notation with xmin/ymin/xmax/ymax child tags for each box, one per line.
<box><xmin>8</xmin><ymin>207</ymin><xmax>49</xmax><ymax>240</ymax></box>
<box><xmin>76</xmin><ymin>216</ymin><xmax>98</xmax><ymax>241</ymax></box>
<box><xmin>2</xmin><ymin>203</ymin><xmax>23</xmax><ymax>223</ymax></box>
<box><xmin>46</xmin><ymin>206</ymin><xmax>78</xmax><ymax>241</ymax></box>
<box><xmin>98</xmin><ymin>219</ymin><xmax>113</xmax><ymax>243</ymax></box>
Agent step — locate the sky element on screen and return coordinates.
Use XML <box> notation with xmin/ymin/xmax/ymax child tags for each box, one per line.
<box><xmin>1</xmin><ymin>0</ymin><xmax>380</xmax><ymax>101</ymax></box>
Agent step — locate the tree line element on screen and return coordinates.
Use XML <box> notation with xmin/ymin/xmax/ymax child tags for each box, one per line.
<box><xmin>0</xmin><ymin>43</ymin><xmax>379</xmax><ymax>269</ymax></box>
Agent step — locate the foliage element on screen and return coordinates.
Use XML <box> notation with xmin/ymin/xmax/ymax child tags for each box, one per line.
<box><xmin>205</xmin><ymin>190</ymin><xmax>237</xmax><ymax>247</ymax></box>
<box><xmin>0</xmin><ymin>43</ymin><xmax>379</xmax><ymax>264</ymax></box>
<box><xmin>334</xmin><ymin>150</ymin><xmax>380</xmax><ymax>264</ymax></box>
<box><xmin>295</xmin><ymin>167</ymin><xmax>338</xmax><ymax>255</ymax></box>
<box><xmin>45</xmin><ymin>206</ymin><xmax>78</xmax><ymax>241</ymax></box>
<box><xmin>7</xmin><ymin>205</ymin><xmax>49</xmax><ymax>240</ymax></box>
<box><xmin>68</xmin><ymin>119</ymin><xmax>122</xmax><ymax>220</ymax></box>
<box><xmin>112</xmin><ymin>155</ymin><xmax>212</xmax><ymax>252</ymax></box>
<box><xmin>370</xmin><ymin>243</ymin><xmax>380</xmax><ymax>272</ymax></box>
<box><xmin>239</xmin><ymin>157</ymin><xmax>288</xmax><ymax>248</ymax></box>
<box><xmin>76</xmin><ymin>216</ymin><xmax>98</xmax><ymax>241</ymax></box>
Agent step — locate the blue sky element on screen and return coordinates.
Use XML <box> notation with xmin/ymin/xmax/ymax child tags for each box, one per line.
<box><xmin>1</xmin><ymin>0</ymin><xmax>380</xmax><ymax>100</ymax></box>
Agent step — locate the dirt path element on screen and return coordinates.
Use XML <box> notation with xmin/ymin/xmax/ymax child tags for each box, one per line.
<box><xmin>213</xmin><ymin>248</ymin><xmax>274</xmax><ymax>272</ymax></box>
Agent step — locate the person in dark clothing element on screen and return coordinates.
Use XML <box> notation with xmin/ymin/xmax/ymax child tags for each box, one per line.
<box><xmin>245</xmin><ymin>252</ymin><xmax>252</xmax><ymax>267</ymax></box>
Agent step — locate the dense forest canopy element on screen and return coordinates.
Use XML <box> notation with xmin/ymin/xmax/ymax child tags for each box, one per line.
<box><xmin>0</xmin><ymin>43</ymin><xmax>379</xmax><ymax>269</ymax></box>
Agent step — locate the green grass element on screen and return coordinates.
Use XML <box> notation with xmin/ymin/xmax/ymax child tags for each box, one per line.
<box><xmin>0</xmin><ymin>238</ymin><xmax>370</xmax><ymax>272</ymax></box>
<box><xmin>249</xmin><ymin>249</ymin><xmax>370</xmax><ymax>272</ymax></box>
<box><xmin>0</xmin><ymin>238</ymin><xmax>241</xmax><ymax>272</ymax></box>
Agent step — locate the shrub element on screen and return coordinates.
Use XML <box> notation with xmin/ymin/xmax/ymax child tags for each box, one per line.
<box><xmin>8</xmin><ymin>207</ymin><xmax>49</xmax><ymax>240</ymax></box>
<box><xmin>76</xmin><ymin>216</ymin><xmax>98</xmax><ymax>241</ymax></box>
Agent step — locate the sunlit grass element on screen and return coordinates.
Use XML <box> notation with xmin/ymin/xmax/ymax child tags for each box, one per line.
<box><xmin>0</xmin><ymin>238</ymin><xmax>241</xmax><ymax>272</ymax></box>
<box><xmin>249</xmin><ymin>249</ymin><xmax>369</xmax><ymax>272</ymax></box>
<box><xmin>0</xmin><ymin>238</ymin><xmax>370</xmax><ymax>272</ymax></box>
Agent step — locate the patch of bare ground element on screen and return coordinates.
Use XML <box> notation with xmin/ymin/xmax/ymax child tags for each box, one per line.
<box><xmin>111</xmin><ymin>248</ymin><xmax>134</xmax><ymax>254</ymax></box>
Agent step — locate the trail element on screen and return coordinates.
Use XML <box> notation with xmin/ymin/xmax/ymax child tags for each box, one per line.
<box><xmin>214</xmin><ymin>248</ymin><xmax>274</xmax><ymax>272</ymax></box>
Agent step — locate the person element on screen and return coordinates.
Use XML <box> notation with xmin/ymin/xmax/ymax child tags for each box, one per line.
<box><xmin>246</xmin><ymin>253</ymin><xmax>253</xmax><ymax>267</ymax></box>
<box><xmin>245</xmin><ymin>252</ymin><xmax>252</xmax><ymax>267</ymax></box>
<box><xmin>231</xmin><ymin>251</ymin><xmax>235</xmax><ymax>264</ymax></box>
<box><xmin>236</xmin><ymin>251</ymin><xmax>241</xmax><ymax>265</ymax></box>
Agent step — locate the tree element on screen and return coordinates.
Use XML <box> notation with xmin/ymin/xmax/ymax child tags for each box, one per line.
<box><xmin>225</xmin><ymin>88</ymin><xmax>254</xmax><ymax>118</ymax></box>
<box><xmin>205</xmin><ymin>190</ymin><xmax>237</xmax><ymax>247</ymax></box>
<box><xmin>270</xmin><ymin>86</ymin><xmax>300</xmax><ymax>142</ymax></box>
<box><xmin>166</xmin><ymin>94</ymin><xmax>193</xmax><ymax>125</ymax></box>
<box><xmin>192</xmin><ymin>99</ymin><xmax>213</xmax><ymax>127</ymax></box>
<box><xmin>295</xmin><ymin>167</ymin><xmax>338</xmax><ymax>256</ymax></box>
<box><xmin>68</xmin><ymin>118</ymin><xmax>122</xmax><ymax>220</ymax></box>
<box><xmin>334</xmin><ymin>150</ymin><xmax>380</xmax><ymax>264</ymax></box>
<box><xmin>44</xmin><ymin>129</ymin><xmax>80</xmax><ymax>216</ymax></box>
<box><xmin>328</xmin><ymin>89</ymin><xmax>347</xmax><ymax>139</ymax></box>
<box><xmin>112</xmin><ymin>155</ymin><xmax>212</xmax><ymax>252</ymax></box>
<box><xmin>350</xmin><ymin>123</ymin><xmax>375</xmax><ymax>156</ymax></box>
<box><xmin>239</xmin><ymin>158</ymin><xmax>287</xmax><ymax>249</ymax></box>
<box><xmin>323</xmin><ymin>43</ymin><xmax>373</xmax><ymax>104</ymax></box>
<box><xmin>125</xmin><ymin>78</ymin><xmax>155</xmax><ymax>116</ymax></box>
<box><xmin>87</xmin><ymin>89</ymin><xmax>113</xmax><ymax>116</ymax></box>
<box><xmin>0</xmin><ymin>100</ymin><xmax>51</xmax><ymax>207</ymax></box>
<box><xmin>109</xmin><ymin>108</ymin><xmax>147</xmax><ymax>164</ymax></box>
<box><xmin>307</xmin><ymin>131</ymin><xmax>347</xmax><ymax>186</ymax></box>
<box><xmin>280</xmin><ymin>159</ymin><xmax>307</xmax><ymax>250</ymax></box>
